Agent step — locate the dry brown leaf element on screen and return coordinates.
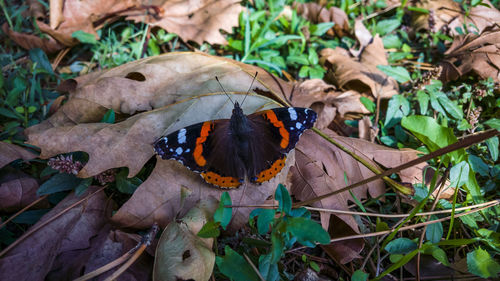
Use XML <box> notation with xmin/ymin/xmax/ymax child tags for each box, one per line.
<box><xmin>126</xmin><ymin>0</ymin><xmax>243</xmax><ymax>45</ymax></box>
<box><xmin>0</xmin><ymin>141</ymin><xmax>37</xmax><ymax>169</ymax></box>
<box><xmin>292</xmin><ymin>79</ymin><xmax>370</xmax><ymax>127</ymax></box>
<box><xmin>153</xmin><ymin>198</ymin><xmax>217</xmax><ymax>281</ymax></box>
<box><xmin>294</xmin><ymin>2</ymin><xmax>350</xmax><ymax>37</ymax></box>
<box><xmin>411</xmin><ymin>0</ymin><xmax>500</xmax><ymax>35</ymax></box>
<box><xmin>72</xmin><ymin>227</ymin><xmax>152</xmax><ymax>281</ymax></box>
<box><xmin>439</xmin><ymin>30</ymin><xmax>500</xmax><ymax>83</ymax></box>
<box><xmin>0</xmin><ymin>170</ymin><xmax>48</xmax><ymax>212</ymax></box>
<box><xmin>1</xmin><ymin>23</ymin><xmax>64</xmax><ymax>54</ymax></box>
<box><xmin>26</xmin><ymin>52</ymin><xmax>298</xmax><ymax>230</ymax></box>
<box><xmin>320</xmin><ymin>47</ymin><xmax>399</xmax><ymax>99</ymax></box>
<box><xmin>0</xmin><ymin>187</ymin><xmax>112</xmax><ymax>281</ymax></box>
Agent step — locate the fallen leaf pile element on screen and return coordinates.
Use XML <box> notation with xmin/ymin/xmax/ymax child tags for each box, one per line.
<box><xmin>4</xmin><ymin>0</ymin><xmax>243</xmax><ymax>53</ymax></box>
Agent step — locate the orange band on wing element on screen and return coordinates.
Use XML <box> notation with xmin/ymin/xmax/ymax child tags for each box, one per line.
<box><xmin>255</xmin><ymin>157</ymin><xmax>286</xmax><ymax>183</ymax></box>
<box><xmin>194</xmin><ymin>121</ymin><xmax>212</xmax><ymax>167</ymax></box>
<box><xmin>263</xmin><ymin>110</ymin><xmax>289</xmax><ymax>149</ymax></box>
<box><xmin>201</xmin><ymin>171</ymin><xmax>241</xmax><ymax>188</ymax></box>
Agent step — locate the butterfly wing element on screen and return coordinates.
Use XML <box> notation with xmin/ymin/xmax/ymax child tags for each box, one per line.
<box><xmin>247</xmin><ymin>107</ymin><xmax>317</xmax><ymax>184</ymax></box>
<box><xmin>154</xmin><ymin>120</ymin><xmax>244</xmax><ymax>188</ymax></box>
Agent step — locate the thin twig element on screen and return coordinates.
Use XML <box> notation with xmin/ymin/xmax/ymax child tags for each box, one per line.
<box><xmin>243</xmin><ymin>253</ymin><xmax>265</xmax><ymax>281</ymax></box>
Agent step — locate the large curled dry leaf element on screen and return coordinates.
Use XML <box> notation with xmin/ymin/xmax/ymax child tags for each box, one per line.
<box><xmin>411</xmin><ymin>0</ymin><xmax>500</xmax><ymax>35</ymax></box>
<box><xmin>320</xmin><ymin>45</ymin><xmax>399</xmax><ymax>100</ymax></box>
<box><xmin>0</xmin><ymin>187</ymin><xmax>112</xmax><ymax>281</ymax></box>
<box><xmin>153</xmin><ymin>198</ymin><xmax>218</xmax><ymax>281</ymax></box>
<box><xmin>26</xmin><ymin>52</ymin><xmax>296</xmax><ymax>230</ymax></box>
<box><xmin>439</xmin><ymin>30</ymin><xmax>500</xmax><ymax>83</ymax></box>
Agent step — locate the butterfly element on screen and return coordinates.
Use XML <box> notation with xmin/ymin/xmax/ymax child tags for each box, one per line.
<box><xmin>153</xmin><ymin>78</ymin><xmax>317</xmax><ymax>188</ymax></box>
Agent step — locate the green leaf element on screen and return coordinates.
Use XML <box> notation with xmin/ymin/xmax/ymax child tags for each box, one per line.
<box><xmin>308</xmin><ymin>65</ymin><xmax>325</xmax><ymax>79</ymax></box>
<box><xmin>310</xmin><ymin>261</ymin><xmax>320</xmax><ymax>272</ymax></box>
<box><xmin>485</xmin><ymin>136</ymin><xmax>498</xmax><ymax>161</ymax></box>
<box><xmin>384</xmin><ymin>94</ymin><xmax>410</xmax><ymax>128</ymax></box>
<box><xmin>375</xmin><ymin>19</ymin><xmax>401</xmax><ymax>36</ymax></box>
<box><xmin>275</xmin><ymin>184</ymin><xmax>291</xmax><ymax>215</ymax></box>
<box><xmin>38</xmin><ymin>173</ymin><xmax>83</xmax><ymax>195</ymax></box>
<box><xmin>351</xmin><ymin>270</ymin><xmax>369</xmax><ymax>281</ymax></box>
<box><xmin>434</xmin><ymin>91</ymin><xmax>463</xmax><ymax>119</ymax></box>
<box><xmin>270</xmin><ymin>230</ymin><xmax>285</xmax><ymax>263</ymax></box>
<box><xmin>424</xmin><ymin>245</ymin><xmax>450</xmax><ymax>266</ymax></box>
<box><xmin>214</xmin><ymin>191</ymin><xmax>232</xmax><ymax>230</ymax></box>
<box><xmin>449</xmin><ymin>161</ymin><xmax>469</xmax><ymax>187</ymax></box>
<box><xmin>308</xmin><ymin>49</ymin><xmax>319</xmax><ymax>65</ymax></box>
<box><xmin>216</xmin><ymin>246</ymin><xmax>260</xmax><ymax>281</ymax></box>
<box><xmin>12</xmin><ymin>209</ymin><xmax>49</xmax><ymax>224</ymax></box>
<box><xmin>467</xmin><ymin>248</ymin><xmax>500</xmax><ymax>278</ymax></box>
<box><xmin>401</xmin><ymin>115</ymin><xmax>465</xmax><ymax>164</ymax></box>
<box><xmin>72</xmin><ymin>30</ymin><xmax>98</xmax><ymax>44</ymax></box>
<box><xmin>257</xmin><ymin>209</ymin><xmax>275</xmax><ymax>235</ymax></box>
<box><xmin>385</xmin><ymin>238</ymin><xmax>418</xmax><ymax>254</ymax></box>
<box><xmin>197</xmin><ymin>221</ymin><xmax>220</xmax><ymax>238</ymax></box>
<box><xmin>286</xmin><ymin>217</ymin><xmax>330</xmax><ymax>246</ymax></box>
<box><xmin>259</xmin><ymin>254</ymin><xmax>279</xmax><ymax>281</ymax></box>
<box><xmin>287</xmin><ymin>55</ymin><xmax>310</xmax><ymax>65</ymax></box>
<box><xmin>383</xmin><ymin>34</ymin><xmax>402</xmax><ymax>49</ymax></box>
<box><xmin>298</xmin><ymin>65</ymin><xmax>309</xmax><ymax>78</ymax></box>
<box><xmin>468</xmin><ymin>155</ymin><xmax>489</xmax><ymax>177</ymax></box>
<box><xmin>416</xmin><ymin>91</ymin><xmax>429</xmax><ymax>115</ymax></box>
<box><xmin>425</xmin><ymin>215</ymin><xmax>443</xmax><ymax>243</ymax></box>
<box><xmin>310</xmin><ymin>22</ymin><xmax>334</xmax><ymax>36</ymax></box>
<box><xmin>29</xmin><ymin>48</ymin><xmax>54</xmax><ymax>75</ymax></box>
<box><xmin>377</xmin><ymin>65</ymin><xmax>411</xmax><ymax>83</ymax></box>
<box><xmin>74</xmin><ymin>177</ymin><xmax>92</xmax><ymax>196</ymax></box>
<box><xmin>484</xmin><ymin>118</ymin><xmax>500</xmax><ymax>129</ymax></box>
<box><xmin>115</xmin><ymin>170</ymin><xmax>142</xmax><ymax>194</ymax></box>
<box><xmin>101</xmin><ymin>109</ymin><xmax>115</xmax><ymax>124</ymax></box>
<box><xmin>360</xmin><ymin>97</ymin><xmax>375</xmax><ymax>113</ymax></box>
<box><xmin>0</xmin><ymin>108</ymin><xmax>23</xmax><ymax>119</ymax></box>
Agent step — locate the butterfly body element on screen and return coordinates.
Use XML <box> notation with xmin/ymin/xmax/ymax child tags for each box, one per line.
<box><xmin>154</xmin><ymin>101</ymin><xmax>316</xmax><ymax>188</ymax></box>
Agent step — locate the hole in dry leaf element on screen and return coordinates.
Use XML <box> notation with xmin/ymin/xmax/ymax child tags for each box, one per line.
<box><xmin>125</xmin><ymin>72</ymin><xmax>146</xmax><ymax>81</ymax></box>
<box><xmin>188</xmin><ymin>13</ymin><xmax>194</xmax><ymax>19</ymax></box>
<box><xmin>56</xmin><ymin>79</ymin><xmax>78</xmax><ymax>93</ymax></box>
<box><xmin>182</xmin><ymin>250</ymin><xmax>191</xmax><ymax>261</ymax></box>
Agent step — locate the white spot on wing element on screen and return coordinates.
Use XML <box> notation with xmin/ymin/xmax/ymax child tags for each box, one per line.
<box><xmin>296</xmin><ymin>122</ymin><xmax>303</xmax><ymax>129</ymax></box>
<box><xmin>288</xmin><ymin>108</ymin><xmax>297</xmax><ymax>120</ymax></box>
<box><xmin>178</xmin><ymin>128</ymin><xmax>187</xmax><ymax>144</ymax></box>
<box><xmin>185</xmin><ymin>148</ymin><xmax>190</xmax><ymax>153</ymax></box>
<box><xmin>175</xmin><ymin>147</ymin><xmax>183</xmax><ymax>155</ymax></box>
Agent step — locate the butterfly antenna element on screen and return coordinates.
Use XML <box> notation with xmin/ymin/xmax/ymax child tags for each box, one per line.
<box><xmin>241</xmin><ymin>72</ymin><xmax>258</xmax><ymax>106</ymax></box>
<box><xmin>215</xmin><ymin>76</ymin><xmax>234</xmax><ymax>104</ymax></box>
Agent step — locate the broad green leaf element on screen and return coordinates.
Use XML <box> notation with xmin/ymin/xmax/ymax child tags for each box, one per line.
<box><xmin>12</xmin><ymin>209</ymin><xmax>49</xmax><ymax>224</ymax></box>
<box><xmin>360</xmin><ymin>97</ymin><xmax>375</xmax><ymax>113</ymax></box>
<box><xmin>259</xmin><ymin>254</ymin><xmax>279</xmax><ymax>281</ymax></box>
<box><xmin>115</xmin><ymin>170</ymin><xmax>142</xmax><ymax>194</ymax></box>
<box><xmin>483</xmin><ymin>118</ymin><xmax>500</xmax><ymax>129</ymax></box>
<box><xmin>308</xmin><ymin>65</ymin><xmax>325</xmax><ymax>79</ymax></box>
<box><xmin>485</xmin><ymin>136</ymin><xmax>498</xmax><ymax>161</ymax></box>
<box><xmin>470</xmin><ymin>151</ymin><xmax>494</xmax><ymax>174</ymax></box>
<box><xmin>298</xmin><ymin>65</ymin><xmax>309</xmax><ymax>78</ymax></box>
<box><xmin>275</xmin><ymin>184</ymin><xmax>291</xmax><ymax>215</ymax></box>
<box><xmin>29</xmin><ymin>48</ymin><xmax>54</xmax><ymax>75</ymax></box>
<box><xmin>0</xmin><ymin>108</ymin><xmax>23</xmax><ymax>119</ymax></box>
<box><xmin>434</xmin><ymin>91</ymin><xmax>463</xmax><ymax>119</ymax></box>
<box><xmin>423</xmin><ymin>245</ymin><xmax>450</xmax><ymax>266</ymax></box>
<box><xmin>286</xmin><ymin>217</ymin><xmax>330</xmax><ymax>246</ymax></box>
<box><xmin>351</xmin><ymin>270</ymin><xmax>369</xmax><ymax>281</ymax></box>
<box><xmin>375</xmin><ymin>19</ymin><xmax>401</xmax><ymax>36</ymax></box>
<box><xmin>72</xmin><ymin>30</ymin><xmax>97</xmax><ymax>44</ymax></box>
<box><xmin>214</xmin><ymin>192</ymin><xmax>232</xmax><ymax>230</ymax></box>
<box><xmin>75</xmin><ymin>177</ymin><xmax>92</xmax><ymax>196</ymax></box>
<box><xmin>216</xmin><ymin>246</ymin><xmax>260</xmax><ymax>281</ymax></box>
<box><xmin>38</xmin><ymin>173</ymin><xmax>83</xmax><ymax>195</ymax></box>
<box><xmin>289</xmin><ymin>207</ymin><xmax>310</xmax><ymax>218</ymax></box>
<box><xmin>467</xmin><ymin>248</ymin><xmax>500</xmax><ymax>278</ymax></box>
<box><xmin>401</xmin><ymin>115</ymin><xmax>465</xmax><ymax>163</ymax></box>
<box><xmin>270</xmin><ymin>230</ymin><xmax>285</xmax><ymax>263</ymax></box>
<box><xmin>385</xmin><ymin>95</ymin><xmax>410</xmax><ymax>128</ymax></box>
<box><xmin>449</xmin><ymin>161</ymin><xmax>469</xmax><ymax>187</ymax></box>
<box><xmin>385</xmin><ymin>238</ymin><xmax>417</xmax><ymax>254</ymax></box>
<box><xmin>377</xmin><ymin>65</ymin><xmax>411</xmax><ymax>83</ymax></box>
<box><xmin>425</xmin><ymin>215</ymin><xmax>443</xmax><ymax>243</ymax></box>
<box><xmin>375</xmin><ymin>249</ymin><xmax>419</xmax><ymax>281</ymax></box>
<box><xmin>197</xmin><ymin>221</ymin><xmax>220</xmax><ymax>238</ymax></box>
<box><xmin>307</xmin><ymin>49</ymin><xmax>319</xmax><ymax>65</ymax></box>
<box><xmin>257</xmin><ymin>209</ymin><xmax>276</xmax><ymax>235</ymax></box>
<box><xmin>383</xmin><ymin>34</ymin><xmax>402</xmax><ymax>49</ymax></box>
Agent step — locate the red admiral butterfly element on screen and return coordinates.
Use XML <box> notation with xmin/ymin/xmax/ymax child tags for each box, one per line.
<box><xmin>154</xmin><ymin>81</ymin><xmax>317</xmax><ymax>188</ymax></box>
